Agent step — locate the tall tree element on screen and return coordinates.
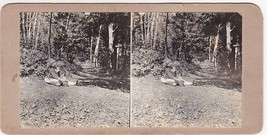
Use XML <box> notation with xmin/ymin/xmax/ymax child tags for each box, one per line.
<box><xmin>165</xmin><ymin>12</ymin><xmax>169</xmax><ymax>58</ymax></box>
<box><xmin>152</xmin><ymin>13</ymin><xmax>159</xmax><ymax>49</ymax></box>
<box><xmin>48</xmin><ymin>12</ymin><xmax>53</xmax><ymax>59</ymax></box>
<box><xmin>93</xmin><ymin>24</ymin><xmax>102</xmax><ymax>66</ymax></box>
<box><xmin>34</xmin><ymin>14</ymin><xmax>41</xmax><ymax>49</ymax></box>
<box><xmin>90</xmin><ymin>29</ymin><xmax>94</xmax><ymax>63</ymax></box>
<box><xmin>212</xmin><ymin>24</ymin><xmax>222</xmax><ymax>67</ymax></box>
<box><xmin>139</xmin><ymin>13</ymin><xmax>145</xmax><ymax>45</ymax></box>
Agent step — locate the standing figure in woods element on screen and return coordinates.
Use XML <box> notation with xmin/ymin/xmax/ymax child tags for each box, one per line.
<box><xmin>45</xmin><ymin>58</ymin><xmax>77</xmax><ymax>86</ymax></box>
<box><xmin>160</xmin><ymin>58</ymin><xmax>193</xmax><ymax>86</ymax></box>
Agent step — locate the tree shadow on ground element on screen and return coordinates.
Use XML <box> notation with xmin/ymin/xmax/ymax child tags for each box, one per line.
<box><xmin>77</xmin><ymin>78</ymin><xmax>130</xmax><ymax>93</ymax></box>
<box><xmin>193</xmin><ymin>78</ymin><xmax>241</xmax><ymax>92</ymax></box>
<box><xmin>70</xmin><ymin>63</ymin><xmax>130</xmax><ymax>93</ymax></box>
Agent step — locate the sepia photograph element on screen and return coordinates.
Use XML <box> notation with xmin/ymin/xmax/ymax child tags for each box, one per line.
<box><xmin>0</xmin><ymin>3</ymin><xmax>264</xmax><ymax>134</ymax></box>
<box><xmin>131</xmin><ymin>12</ymin><xmax>242</xmax><ymax>127</ymax></box>
<box><xmin>19</xmin><ymin>12</ymin><xmax>131</xmax><ymax>128</ymax></box>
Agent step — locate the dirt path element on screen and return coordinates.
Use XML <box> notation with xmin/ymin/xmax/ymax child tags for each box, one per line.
<box><xmin>20</xmin><ymin>76</ymin><xmax>129</xmax><ymax>128</ymax></box>
<box><xmin>132</xmin><ymin>61</ymin><xmax>242</xmax><ymax>127</ymax></box>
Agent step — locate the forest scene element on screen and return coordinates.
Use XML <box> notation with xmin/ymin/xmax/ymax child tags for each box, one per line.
<box><xmin>20</xmin><ymin>12</ymin><xmax>130</xmax><ymax>127</ymax></box>
<box><xmin>19</xmin><ymin>11</ymin><xmax>243</xmax><ymax>128</ymax></box>
<box><xmin>132</xmin><ymin>12</ymin><xmax>242</xmax><ymax>127</ymax></box>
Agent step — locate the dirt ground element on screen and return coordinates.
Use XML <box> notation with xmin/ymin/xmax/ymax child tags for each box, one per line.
<box><xmin>132</xmin><ymin>76</ymin><xmax>241</xmax><ymax>128</ymax></box>
<box><xmin>132</xmin><ymin>61</ymin><xmax>242</xmax><ymax>128</ymax></box>
<box><xmin>20</xmin><ymin>76</ymin><xmax>129</xmax><ymax>128</ymax></box>
<box><xmin>20</xmin><ymin>60</ymin><xmax>241</xmax><ymax>128</ymax></box>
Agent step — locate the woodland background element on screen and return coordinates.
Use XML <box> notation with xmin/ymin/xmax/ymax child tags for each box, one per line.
<box><xmin>20</xmin><ymin>12</ymin><xmax>131</xmax><ymax>91</ymax></box>
<box><xmin>131</xmin><ymin>12</ymin><xmax>242</xmax><ymax>127</ymax></box>
<box><xmin>132</xmin><ymin>12</ymin><xmax>242</xmax><ymax>85</ymax></box>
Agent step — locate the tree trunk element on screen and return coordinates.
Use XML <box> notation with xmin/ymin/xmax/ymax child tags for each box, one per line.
<box><xmin>234</xmin><ymin>46</ymin><xmax>239</xmax><ymax>70</ymax></box>
<box><xmin>139</xmin><ymin>13</ymin><xmax>145</xmax><ymax>45</ymax></box>
<box><xmin>28</xmin><ymin>12</ymin><xmax>34</xmax><ymax>45</ymax></box>
<box><xmin>93</xmin><ymin>25</ymin><xmax>102</xmax><ymax>66</ymax></box>
<box><xmin>144</xmin><ymin>13</ymin><xmax>147</xmax><ymax>44</ymax></box>
<box><xmin>65</xmin><ymin>13</ymin><xmax>70</xmax><ymax>30</ymax></box>
<box><xmin>153</xmin><ymin>13</ymin><xmax>159</xmax><ymax>49</ymax></box>
<box><xmin>32</xmin><ymin>13</ymin><xmax>39</xmax><ymax>49</ymax></box>
<box><xmin>209</xmin><ymin>36</ymin><xmax>212</xmax><ymax>62</ymax></box>
<box><xmin>108</xmin><ymin>23</ymin><xmax>117</xmax><ymax>71</ymax></box>
<box><xmin>226</xmin><ymin>22</ymin><xmax>233</xmax><ymax>52</ymax></box>
<box><xmin>146</xmin><ymin>13</ymin><xmax>152</xmax><ymax>45</ymax></box>
<box><xmin>108</xmin><ymin>23</ymin><xmax>116</xmax><ymax>53</ymax></box>
<box><xmin>213</xmin><ymin>34</ymin><xmax>219</xmax><ymax>67</ymax></box>
<box><xmin>213</xmin><ymin>24</ymin><xmax>221</xmax><ymax>67</ymax></box>
<box><xmin>165</xmin><ymin>12</ymin><xmax>169</xmax><ymax>58</ymax></box>
<box><xmin>90</xmin><ymin>34</ymin><xmax>94</xmax><ymax>63</ymax></box>
<box><xmin>226</xmin><ymin>22</ymin><xmax>235</xmax><ymax>68</ymax></box>
<box><xmin>34</xmin><ymin>13</ymin><xmax>41</xmax><ymax>49</ymax></box>
<box><xmin>32</xmin><ymin>12</ymin><xmax>38</xmax><ymax>40</ymax></box>
<box><xmin>21</xmin><ymin>13</ymin><xmax>26</xmax><ymax>44</ymax></box>
<box><xmin>24</xmin><ymin>13</ymin><xmax>29</xmax><ymax>45</ymax></box>
<box><xmin>150</xmin><ymin>13</ymin><xmax>156</xmax><ymax>48</ymax></box>
<box><xmin>48</xmin><ymin>12</ymin><xmax>53</xmax><ymax>59</ymax></box>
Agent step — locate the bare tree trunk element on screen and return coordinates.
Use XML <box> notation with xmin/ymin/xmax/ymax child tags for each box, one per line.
<box><xmin>144</xmin><ymin>13</ymin><xmax>147</xmax><ymax>44</ymax></box>
<box><xmin>226</xmin><ymin>22</ymin><xmax>234</xmax><ymax>52</ymax></box>
<box><xmin>209</xmin><ymin>36</ymin><xmax>212</xmax><ymax>62</ymax></box>
<box><xmin>93</xmin><ymin>25</ymin><xmax>102</xmax><ymax>66</ymax></box>
<box><xmin>116</xmin><ymin>46</ymin><xmax>119</xmax><ymax>70</ymax></box>
<box><xmin>90</xmin><ymin>34</ymin><xmax>94</xmax><ymax>63</ymax></box>
<box><xmin>32</xmin><ymin>13</ymin><xmax>39</xmax><ymax>48</ymax></box>
<box><xmin>108</xmin><ymin>23</ymin><xmax>118</xmax><ymax>71</ymax></box>
<box><xmin>153</xmin><ymin>13</ymin><xmax>159</xmax><ymax>49</ymax></box>
<box><xmin>24</xmin><ymin>13</ymin><xmax>29</xmax><ymax>45</ymax></box>
<box><xmin>146</xmin><ymin>13</ymin><xmax>152</xmax><ymax>45</ymax></box>
<box><xmin>28</xmin><ymin>12</ymin><xmax>35</xmax><ymax>44</ymax></box>
<box><xmin>150</xmin><ymin>13</ymin><xmax>156</xmax><ymax>48</ymax></box>
<box><xmin>108</xmin><ymin>23</ymin><xmax>116</xmax><ymax>53</ymax></box>
<box><xmin>213</xmin><ymin>24</ymin><xmax>221</xmax><ymax>67</ymax></box>
<box><xmin>165</xmin><ymin>12</ymin><xmax>169</xmax><ymax>58</ymax></box>
<box><xmin>48</xmin><ymin>12</ymin><xmax>53</xmax><ymax>59</ymax></box>
<box><xmin>65</xmin><ymin>13</ymin><xmax>70</xmax><ymax>30</ymax></box>
<box><xmin>213</xmin><ymin>34</ymin><xmax>219</xmax><ymax>67</ymax></box>
<box><xmin>139</xmin><ymin>13</ymin><xmax>145</xmax><ymax>45</ymax></box>
<box><xmin>32</xmin><ymin>12</ymin><xmax>38</xmax><ymax>39</ymax></box>
<box><xmin>34</xmin><ymin>13</ymin><xmax>41</xmax><ymax>49</ymax></box>
<box><xmin>226</xmin><ymin>22</ymin><xmax>235</xmax><ymax>68</ymax></box>
<box><xmin>21</xmin><ymin>13</ymin><xmax>27</xmax><ymax>44</ymax></box>
<box><xmin>234</xmin><ymin>46</ymin><xmax>239</xmax><ymax>70</ymax></box>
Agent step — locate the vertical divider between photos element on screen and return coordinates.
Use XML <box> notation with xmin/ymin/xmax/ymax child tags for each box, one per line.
<box><xmin>129</xmin><ymin>12</ymin><xmax>133</xmax><ymax>128</ymax></box>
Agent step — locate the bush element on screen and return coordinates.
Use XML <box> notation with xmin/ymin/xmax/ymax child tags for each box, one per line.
<box><xmin>20</xmin><ymin>48</ymin><xmax>48</xmax><ymax>77</ymax></box>
<box><xmin>132</xmin><ymin>48</ymin><xmax>164</xmax><ymax>77</ymax></box>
